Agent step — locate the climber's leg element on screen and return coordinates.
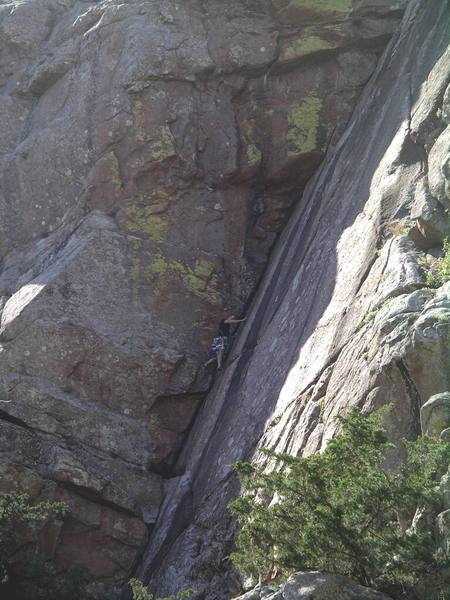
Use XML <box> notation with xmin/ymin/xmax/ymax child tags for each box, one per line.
<box><xmin>217</xmin><ymin>347</ymin><xmax>224</xmax><ymax>370</ymax></box>
<box><xmin>203</xmin><ymin>356</ymin><xmax>217</xmax><ymax>368</ymax></box>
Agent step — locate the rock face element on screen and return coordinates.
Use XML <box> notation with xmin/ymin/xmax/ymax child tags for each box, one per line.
<box><xmin>0</xmin><ymin>0</ymin><xmax>408</xmax><ymax>594</ymax></box>
<box><xmin>421</xmin><ymin>391</ymin><xmax>450</xmax><ymax>437</ymax></box>
<box><xmin>134</xmin><ymin>1</ymin><xmax>450</xmax><ymax>599</ymax></box>
<box><xmin>233</xmin><ymin>572</ymin><xmax>394</xmax><ymax>600</ymax></box>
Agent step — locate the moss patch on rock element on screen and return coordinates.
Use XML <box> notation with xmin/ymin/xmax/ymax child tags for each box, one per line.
<box><xmin>132</xmin><ymin>99</ymin><xmax>177</xmax><ymax>160</ymax></box>
<box><xmin>287</xmin><ymin>96</ymin><xmax>322</xmax><ymax>155</ymax></box>
<box><xmin>123</xmin><ymin>192</ymin><xmax>170</xmax><ymax>241</ymax></box>
<box><xmin>242</xmin><ymin>119</ymin><xmax>262</xmax><ymax>166</ymax></box>
<box><xmin>284</xmin><ymin>35</ymin><xmax>337</xmax><ymax>60</ymax></box>
<box><xmin>132</xmin><ymin>99</ymin><xmax>149</xmax><ymax>142</ymax></box>
<box><xmin>124</xmin><ymin>206</ymin><xmax>168</xmax><ymax>241</ymax></box>
<box><xmin>246</xmin><ymin>143</ymin><xmax>262</xmax><ymax>165</ymax></box>
<box><xmin>104</xmin><ymin>151</ymin><xmax>123</xmax><ymax>190</ymax></box>
<box><xmin>147</xmin><ymin>254</ymin><xmax>222</xmax><ymax>304</ymax></box>
<box><xmin>292</xmin><ymin>0</ymin><xmax>352</xmax><ymax>18</ymax></box>
<box><xmin>151</xmin><ymin>126</ymin><xmax>177</xmax><ymax>161</ymax></box>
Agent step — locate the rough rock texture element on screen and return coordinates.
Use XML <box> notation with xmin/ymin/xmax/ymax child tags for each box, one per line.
<box><xmin>0</xmin><ymin>0</ymin><xmax>407</xmax><ymax>594</ymax></box>
<box><xmin>421</xmin><ymin>391</ymin><xmax>450</xmax><ymax>438</ymax></box>
<box><xmin>233</xmin><ymin>572</ymin><xmax>393</xmax><ymax>600</ymax></box>
<box><xmin>417</xmin><ymin>386</ymin><xmax>450</xmax><ymax>600</ymax></box>
<box><xmin>136</xmin><ymin>1</ymin><xmax>450</xmax><ymax>599</ymax></box>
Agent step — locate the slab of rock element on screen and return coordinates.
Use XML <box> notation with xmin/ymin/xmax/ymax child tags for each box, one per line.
<box><xmin>428</xmin><ymin>126</ymin><xmax>450</xmax><ymax>210</ymax></box>
<box><xmin>443</xmin><ymin>84</ymin><xmax>450</xmax><ymax>124</ymax></box>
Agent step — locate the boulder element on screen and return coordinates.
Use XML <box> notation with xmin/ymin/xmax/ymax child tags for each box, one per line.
<box><xmin>440</xmin><ymin>467</ymin><xmax>450</xmax><ymax>510</ymax></box>
<box><xmin>436</xmin><ymin>510</ymin><xmax>450</xmax><ymax>556</ymax></box>
<box><xmin>441</xmin><ymin>428</ymin><xmax>450</xmax><ymax>442</ymax></box>
<box><xmin>409</xmin><ymin>177</ymin><xmax>450</xmax><ymax>247</ymax></box>
<box><xmin>421</xmin><ymin>393</ymin><xmax>450</xmax><ymax>438</ymax></box>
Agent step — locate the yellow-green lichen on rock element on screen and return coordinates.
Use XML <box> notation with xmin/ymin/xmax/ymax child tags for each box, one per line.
<box><xmin>242</xmin><ymin>119</ymin><xmax>262</xmax><ymax>166</ymax></box>
<box><xmin>139</xmin><ymin>190</ymin><xmax>170</xmax><ymax>210</ymax></box>
<box><xmin>246</xmin><ymin>144</ymin><xmax>262</xmax><ymax>165</ymax></box>
<box><xmin>124</xmin><ymin>205</ymin><xmax>168</xmax><ymax>241</ymax></box>
<box><xmin>103</xmin><ymin>151</ymin><xmax>123</xmax><ymax>189</ymax></box>
<box><xmin>147</xmin><ymin>414</ymin><xmax>161</xmax><ymax>434</ymax></box>
<box><xmin>129</xmin><ymin>155</ymin><xmax>148</xmax><ymax>170</ymax></box>
<box><xmin>148</xmin><ymin>254</ymin><xmax>169</xmax><ymax>277</ymax></box>
<box><xmin>174</xmin><ymin>257</ymin><xmax>222</xmax><ymax>304</ymax></box>
<box><xmin>147</xmin><ymin>253</ymin><xmax>222</xmax><ymax>304</ymax></box>
<box><xmin>287</xmin><ymin>96</ymin><xmax>322</xmax><ymax>155</ymax></box>
<box><xmin>284</xmin><ymin>35</ymin><xmax>338</xmax><ymax>60</ymax></box>
<box><xmin>192</xmin><ymin>257</ymin><xmax>215</xmax><ymax>280</ymax></box>
<box><xmin>133</xmin><ymin>99</ymin><xmax>150</xmax><ymax>142</ymax></box>
<box><xmin>151</xmin><ymin>126</ymin><xmax>177</xmax><ymax>161</ymax></box>
<box><xmin>292</xmin><ymin>0</ymin><xmax>352</xmax><ymax>18</ymax></box>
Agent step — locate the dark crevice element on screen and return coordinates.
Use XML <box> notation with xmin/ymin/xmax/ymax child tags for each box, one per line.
<box><xmin>129</xmin><ymin>485</ymin><xmax>194</xmax><ymax>598</ymax></box>
<box><xmin>148</xmin><ymin>391</ymin><xmax>207</xmax><ymax>479</ymax></box>
<box><xmin>396</xmin><ymin>359</ymin><xmax>422</xmax><ymax>437</ymax></box>
<box><xmin>0</xmin><ymin>408</ymin><xmax>35</xmax><ymax>432</ymax></box>
<box><xmin>172</xmin><ymin>347</ymin><xmax>255</xmax><ymax>484</ymax></box>
<box><xmin>353</xmin><ymin>252</ymin><xmax>379</xmax><ymax>298</ymax></box>
<box><xmin>147</xmin><ymin>461</ymin><xmax>177</xmax><ymax>478</ymax></box>
<box><xmin>283</xmin><ymin>355</ymin><xmax>339</xmax><ymax>418</ymax></box>
<box><xmin>353</xmin><ymin>9</ymin><xmax>405</xmax><ymax>20</ymax></box>
<box><xmin>168</xmin><ymin>394</ymin><xmax>207</xmax><ymax>472</ymax></box>
<box><xmin>56</xmin><ymin>480</ymin><xmax>139</xmax><ymax>519</ymax></box>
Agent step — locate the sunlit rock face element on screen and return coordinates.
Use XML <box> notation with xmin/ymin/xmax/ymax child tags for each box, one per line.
<box><xmin>0</xmin><ymin>0</ymin><xmax>407</xmax><ymax>593</ymax></box>
<box><xmin>135</xmin><ymin>1</ymin><xmax>450</xmax><ymax>598</ymax></box>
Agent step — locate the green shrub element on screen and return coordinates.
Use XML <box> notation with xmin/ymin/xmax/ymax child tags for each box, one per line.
<box><xmin>0</xmin><ymin>492</ymin><xmax>66</xmax><ymax>525</ymax></box>
<box><xmin>0</xmin><ymin>492</ymin><xmax>66</xmax><ymax>579</ymax></box>
<box><xmin>16</xmin><ymin>559</ymin><xmax>90</xmax><ymax>600</ymax></box>
<box><xmin>129</xmin><ymin>578</ymin><xmax>193</xmax><ymax>600</ymax></box>
<box><xmin>387</xmin><ymin>221</ymin><xmax>409</xmax><ymax>237</ymax></box>
<box><xmin>229</xmin><ymin>408</ymin><xmax>450</xmax><ymax>597</ymax></box>
<box><xmin>425</xmin><ymin>238</ymin><xmax>450</xmax><ymax>287</ymax></box>
<box><xmin>357</xmin><ymin>308</ymin><xmax>379</xmax><ymax>330</ymax></box>
<box><xmin>0</xmin><ymin>492</ymin><xmax>90</xmax><ymax>599</ymax></box>
<box><xmin>357</xmin><ymin>299</ymin><xmax>393</xmax><ymax>331</ymax></box>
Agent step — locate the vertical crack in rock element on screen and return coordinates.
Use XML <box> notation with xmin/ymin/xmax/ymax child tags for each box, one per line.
<box><xmin>0</xmin><ymin>408</ymin><xmax>35</xmax><ymax>432</ymax></box>
<box><xmin>396</xmin><ymin>360</ymin><xmax>423</xmax><ymax>438</ymax></box>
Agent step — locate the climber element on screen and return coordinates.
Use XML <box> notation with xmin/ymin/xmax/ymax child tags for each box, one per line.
<box><xmin>203</xmin><ymin>315</ymin><xmax>246</xmax><ymax>371</ymax></box>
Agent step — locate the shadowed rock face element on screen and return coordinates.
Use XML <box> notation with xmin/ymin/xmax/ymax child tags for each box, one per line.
<box><xmin>135</xmin><ymin>1</ymin><xmax>450</xmax><ymax>599</ymax></box>
<box><xmin>0</xmin><ymin>0</ymin><xmax>407</xmax><ymax>593</ymax></box>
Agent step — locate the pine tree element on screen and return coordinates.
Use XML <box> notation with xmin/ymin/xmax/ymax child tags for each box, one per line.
<box><xmin>230</xmin><ymin>407</ymin><xmax>450</xmax><ymax>598</ymax></box>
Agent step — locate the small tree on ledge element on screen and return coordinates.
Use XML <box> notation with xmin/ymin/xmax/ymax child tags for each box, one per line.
<box><xmin>129</xmin><ymin>578</ymin><xmax>193</xmax><ymax>600</ymax></box>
